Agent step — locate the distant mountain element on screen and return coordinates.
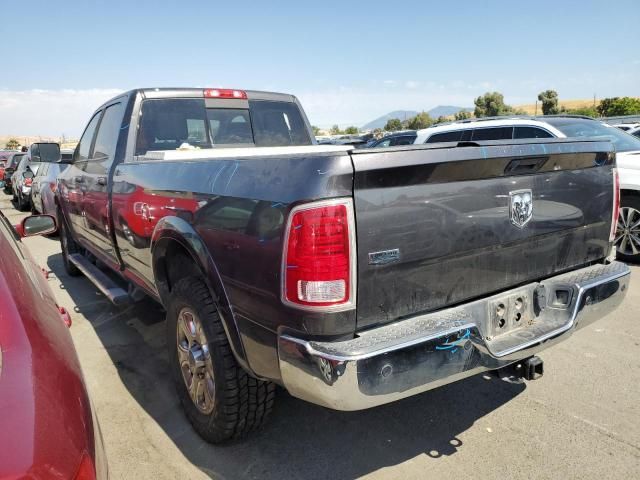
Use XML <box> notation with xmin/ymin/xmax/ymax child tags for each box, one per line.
<box><xmin>361</xmin><ymin>110</ymin><xmax>419</xmax><ymax>130</ymax></box>
<box><xmin>361</xmin><ymin>106</ymin><xmax>472</xmax><ymax>130</ymax></box>
<box><xmin>427</xmin><ymin>105</ymin><xmax>473</xmax><ymax>118</ymax></box>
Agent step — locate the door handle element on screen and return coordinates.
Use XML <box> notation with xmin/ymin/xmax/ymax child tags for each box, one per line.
<box><xmin>97</xmin><ymin>177</ymin><xmax>107</xmax><ymax>186</ymax></box>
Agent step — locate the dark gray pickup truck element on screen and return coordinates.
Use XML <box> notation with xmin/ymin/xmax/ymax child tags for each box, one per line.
<box><xmin>56</xmin><ymin>87</ymin><xmax>629</xmax><ymax>443</ymax></box>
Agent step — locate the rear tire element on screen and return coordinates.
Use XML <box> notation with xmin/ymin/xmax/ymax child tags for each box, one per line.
<box><xmin>58</xmin><ymin>208</ymin><xmax>81</xmax><ymax>276</ymax></box>
<box><xmin>616</xmin><ymin>194</ymin><xmax>640</xmax><ymax>263</ymax></box>
<box><xmin>166</xmin><ymin>276</ymin><xmax>276</xmax><ymax>443</ymax></box>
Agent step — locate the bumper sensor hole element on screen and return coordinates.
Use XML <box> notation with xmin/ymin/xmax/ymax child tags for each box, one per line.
<box><xmin>498</xmin><ymin>318</ymin><xmax>506</xmax><ymax>328</ymax></box>
<box><xmin>515</xmin><ymin>313</ymin><xmax>522</xmax><ymax>322</ymax></box>
<box><xmin>496</xmin><ymin>303</ymin><xmax>505</xmax><ymax>317</ymax></box>
<box><xmin>515</xmin><ymin>297</ymin><xmax>524</xmax><ymax>310</ymax></box>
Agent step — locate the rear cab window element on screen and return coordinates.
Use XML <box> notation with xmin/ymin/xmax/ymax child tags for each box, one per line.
<box><xmin>134</xmin><ymin>96</ymin><xmax>312</xmax><ymax>156</ymax></box>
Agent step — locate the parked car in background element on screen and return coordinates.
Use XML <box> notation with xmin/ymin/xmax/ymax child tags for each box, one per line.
<box><xmin>0</xmin><ymin>152</ymin><xmax>8</xmax><ymax>189</ymax></box>
<box><xmin>1</xmin><ymin>151</ymin><xmax>26</xmax><ymax>193</ymax></box>
<box><xmin>319</xmin><ymin>135</ymin><xmax>370</xmax><ymax>148</ymax></box>
<box><xmin>614</xmin><ymin>123</ymin><xmax>640</xmax><ymax>132</ymax></box>
<box><xmin>56</xmin><ymin>87</ymin><xmax>628</xmax><ymax>443</ymax></box>
<box><xmin>11</xmin><ymin>142</ymin><xmax>61</xmax><ymax>211</ymax></box>
<box><xmin>414</xmin><ymin>116</ymin><xmax>640</xmax><ymax>262</ymax></box>
<box><xmin>0</xmin><ymin>211</ymin><xmax>107</xmax><ymax>479</ymax></box>
<box><xmin>628</xmin><ymin>126</ymin><xmax>640</xmax><ymax>138</ymax></box>
<box><xmin>31</xmin><ymin>148</ymin><xmax>72</xmax><ymax>215</ymax></box>
<box><xmin>11</xmin><ymin>155</ymin><xmax>39</xmax><ymax>211</ymax></box>
<box><xmin>366</xmin><ymin>130</ymin><xmax>417</xmax><ymax>147</ymax></box>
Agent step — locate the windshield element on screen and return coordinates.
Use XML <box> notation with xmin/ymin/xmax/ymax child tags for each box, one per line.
<box><xmin>8</xmin><ymin>154</ymin><xmax>24</xmax><ymax>168</ymax></box>
<box><xmin>546</xmin><ymin>118</ymin><xmax>640</xmax><ymax>153</ymax></box>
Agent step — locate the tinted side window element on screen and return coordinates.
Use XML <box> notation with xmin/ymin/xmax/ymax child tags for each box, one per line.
<box><xmin>75</xmin><ymin>112</ymin><xmax>102</xmax><ymax>162</ymax></box>
<box><xmin>93</xmin><ymin>102</ymin><xmax>125</xmax><ymax>162</ymax></box>
<box><xmin>31</xmin><ymin>144</ymin><xmax>40</xmax><ymax>160</ymax></box>
<box><xmin>514</xmin><ymin>126</ymin><xmax>554</xmax><ymax>139</ymax></box>
<box><xmin>426</xmin><ymin>130</ymin><xmax>467</xmax><ymax>143</ymax></box>
<box><xmin>471</xmin><ymin>127</ymin><xmax>513</xmax><ymax>141</ymax></box>
<box><xmin>391</xmin><ymin>135</ymin><xmax>416</xmax><ymax>146</ymax></box>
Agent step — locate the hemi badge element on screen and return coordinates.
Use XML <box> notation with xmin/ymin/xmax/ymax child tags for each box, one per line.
<box><xmin>368</xmin><ymin>249</ymin><xmax>400</xmax><ymax>265</ymax></box>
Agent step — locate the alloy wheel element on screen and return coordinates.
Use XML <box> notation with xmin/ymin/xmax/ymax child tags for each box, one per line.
<box><xmin>615</xmin><ymin>206</ymin><xmax>640</xmax><ymax>256</ymax></box>
<box><xmin>176</xmin><ymin>307</ymin><xmax>216</xmax><ymax>414</ymax></box>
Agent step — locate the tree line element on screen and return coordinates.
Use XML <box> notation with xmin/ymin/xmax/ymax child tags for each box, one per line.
<box><xmin>319</xmin><ymin>92</ymin><xmax>640</xmax><ymax>134</ymax></box>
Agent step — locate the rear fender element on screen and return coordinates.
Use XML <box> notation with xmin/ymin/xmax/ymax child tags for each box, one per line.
<box><xmin>151</xmin><ymin>216</ymin><xmax>252</xmax><ymax>374</ymax></box>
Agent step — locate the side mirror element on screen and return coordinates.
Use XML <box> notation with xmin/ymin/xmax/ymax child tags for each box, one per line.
<box><xmin>23</xmin><ymin>170</ymin><xmax>34</xmax><ymax>179</ymax></box>
<box><xmin>15</xmin><ymin>215</ymin><xmax>57</xmax><ymax>238</ymax></box>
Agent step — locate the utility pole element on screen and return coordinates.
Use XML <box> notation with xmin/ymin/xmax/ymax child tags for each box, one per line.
<box><xmin>535</xmin><ymin>100</ymin><xmax>538</xmax><ymax>116</ymax></box>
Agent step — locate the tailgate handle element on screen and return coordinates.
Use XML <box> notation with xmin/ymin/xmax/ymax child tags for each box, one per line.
<box><xmin>504</xmin><ymin>157</ymin><xmax>548</xmax><ymax>175</ymax></box>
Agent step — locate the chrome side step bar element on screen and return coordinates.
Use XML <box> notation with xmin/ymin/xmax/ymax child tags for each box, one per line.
<box><xmin>68</xmin><ymin>253</ymin><xmax>130</xmax><ymax>306</ymax></box>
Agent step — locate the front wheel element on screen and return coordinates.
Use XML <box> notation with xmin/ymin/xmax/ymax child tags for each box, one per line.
<box><xmin>166</xmin><ymin>276</ymin><xmax>276</xmax><ymax>443</ymax></box>
<box><xmin>615</xmin><ymin>194</ymin><xmax>640</xmax><ymax>263</ymax></box>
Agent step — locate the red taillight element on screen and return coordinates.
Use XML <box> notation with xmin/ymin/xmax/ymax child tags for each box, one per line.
<box><xmin>24</xmin><ymin>178</ymin><xmax>32</xmax><ymax>186</ymax></box>
<box><xmin>611</xmin><ymin>168</ymin><xmax>620</xmax><ymax>242</ymax></box>
<box><xmin>282</xmin><ymin>200</ymin><xmax>355</xmax><ymax>309</ymax></box>
<box><xmin>204</xmin><ymin>88</ymin><xmax>247</xmax><ymax>99</ymax></box>
<box><xmin>73</xmin><ymin>453</ymin><xmax>96</xmax><ymax>480</ymax></box>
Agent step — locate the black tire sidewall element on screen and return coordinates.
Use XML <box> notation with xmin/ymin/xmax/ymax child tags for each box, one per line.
<box><xmin>166</xmin><ymin>278</ymin><xmax>232</xmax><ymax>441</ymax></box>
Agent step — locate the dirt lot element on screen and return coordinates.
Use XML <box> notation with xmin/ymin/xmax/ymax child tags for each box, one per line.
<box><xmin>2</xmin><ymin>194</ymin><xmax>639</xmax><ymax>480</ymax></box>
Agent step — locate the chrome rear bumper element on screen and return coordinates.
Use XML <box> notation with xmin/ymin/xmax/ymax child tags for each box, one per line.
<box><xmin>278</xmin><ymin>262</ymin><xmax>630</xmax><ymax>411</ymax></box>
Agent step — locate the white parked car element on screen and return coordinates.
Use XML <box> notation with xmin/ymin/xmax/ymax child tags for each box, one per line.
<box><xmin>613</xmin><ymin>123</ymin><xmax>640</xmax><ymax>132</ymax></box>
<box><xmin>627</xmin><ymin>126</ymin><xmax>640</xmax><ymax>138</ymax></box>
<box><xmin>414</xmin><ymin>116</ymin><xmax>640</xmax><ymax>262</ymax></box>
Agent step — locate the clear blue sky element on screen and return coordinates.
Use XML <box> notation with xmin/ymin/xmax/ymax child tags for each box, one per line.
<box><xmin>0</xmin><ymin>0</ymin><xmax>638</xmax><ymax>135</ymax></box>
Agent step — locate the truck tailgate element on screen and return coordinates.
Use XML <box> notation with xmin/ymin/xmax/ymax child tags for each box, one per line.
<box><xmin>352</xmin><ymin>139</ymin><xmax>615</xmax><ymax>329</ymax></box>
